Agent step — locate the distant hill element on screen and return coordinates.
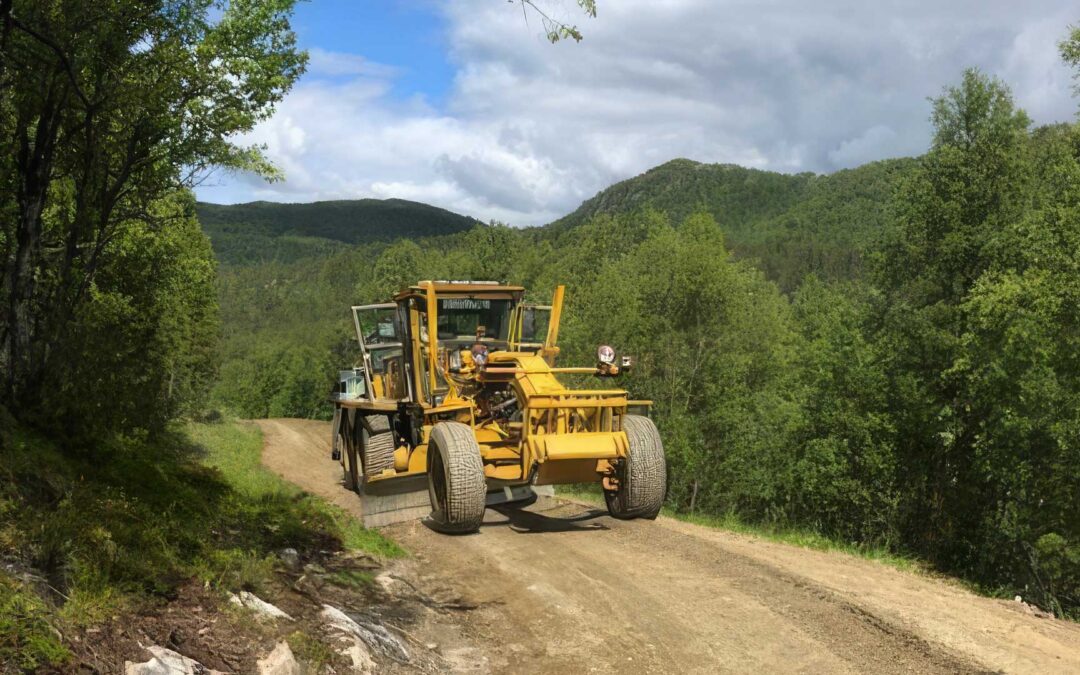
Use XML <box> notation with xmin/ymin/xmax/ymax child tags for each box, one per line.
<box><xmin>199</xmin><ymin>159</ymin><xmax>917</xmax><ymax>285</ymax></box>
<box><xmin>197</xmin><ymin>198</ymin><xmax>480</xmax><ymax>265</ymax></box>
<box><xmin>551</xmin><ymin>159</ymin><xmax>813</xmax><ymax>232</ymax></box>
<box><xmin>550</xmin><ymin>157</ymin><xmax>918</xmax><ymax>288</ymax></box>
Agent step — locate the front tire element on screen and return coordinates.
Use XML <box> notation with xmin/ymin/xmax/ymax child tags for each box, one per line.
<box><xmin>427</xmin><ymin>422</ymin><xmax>486</xmax><ymax>533</ymax></box>
<box><xmin>606</xmin><ymin>415</ymin><xmax>666</xmax><ymax>520</ymax></box>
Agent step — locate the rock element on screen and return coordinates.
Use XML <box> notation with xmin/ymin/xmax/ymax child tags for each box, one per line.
<box><xmin>125</xmin><ymin>646</ymin><xmax>225</xmax><ymax>675</ymax></box>
<box><xmin>337</xmin><ymin>635</ymin><xmax>376</xmax><ymax>673</ymax></box>
<box><xmin>294</xmin><ymin>573</ymin><xmax>325</xmax><ymax>597</ymax></box>
<box><xmin>320</xmin><ymin>605</ymin><xmax>409</xmax><ymax>665</ymax></box>
<box><xmin>258</xmin><ymin>641</ymin><xmax>301</xmax><ymax>675</ymax></box>
<box><xmin>279</xmin><ymin>548</ymin><xmax>301</xmax><ymax>571</ymax></box>
<box><xmin>228</xmin><ymin>591</ymin><xmax>293</xmax><ymax>621</ymax></box>
<box><xmin>1015</xmin><ymin>595</ymin><xmax>1023</xmax><ymax>602</ymax></box>
<box><xmin>373</xmin><ymin>573</ymin><xmax>398</xmax><ymax>594</ymax></box>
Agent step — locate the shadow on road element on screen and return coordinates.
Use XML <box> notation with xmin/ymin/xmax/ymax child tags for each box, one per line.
<box><xmin>487</xmin><ymin>505</ymin><xmax>611</xmax><ymax>533</ymax></box>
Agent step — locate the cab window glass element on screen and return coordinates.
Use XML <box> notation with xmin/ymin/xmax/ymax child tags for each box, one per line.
<box><xmin>436</xmin><ymin>298</ymin><xmax>511</xmax><ymax>340</ymax></box>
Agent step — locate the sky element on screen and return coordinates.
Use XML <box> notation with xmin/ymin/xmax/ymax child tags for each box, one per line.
<box><xmin>194</xmin><ymin>0</ymin><xmax>1080</xmax><ymax>226</ymax></box>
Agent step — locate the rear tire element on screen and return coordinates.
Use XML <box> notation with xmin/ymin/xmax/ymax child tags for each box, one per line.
<box><xmin>427</xmin><ymin>422</ymin><xmax>486</xmax><ymax>533</ymax></box>
<box><xmin>361</xmin><ymin>415</ymin><xmax>395</xmax><ymax>479</ymax></box>
<box><xmin>606</xmin><ymin>415</ymin><xmax>666</xmax><ymax>520</ymax></box>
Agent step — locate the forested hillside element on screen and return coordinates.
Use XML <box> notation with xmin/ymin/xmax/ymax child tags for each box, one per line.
<box><xmin>551</xmin><ymin>157</ymin><xmax>917</xmax><ymax>289</ymax></box>
<box><xmin>197</xmin><ymin>198</ymin><xmax>480</xmax><ymax>265</ymax></box>
<box><xmin>211</xmin><ymin>66</ymin><xmax>1080</xmax><ymax>620</ymax></box>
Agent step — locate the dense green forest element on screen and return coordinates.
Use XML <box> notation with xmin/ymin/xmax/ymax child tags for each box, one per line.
<box><xmin>197</xmin><ymin>198</ymin><xmax>480</xmax><ymax>265</ymax></box>
<box><xmin>211</xmin><ymin>66</ymin><xmax>1080</xmax><ymax>618</ymax></box>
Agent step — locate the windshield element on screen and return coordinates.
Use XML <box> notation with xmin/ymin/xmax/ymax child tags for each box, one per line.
<box><xmin>436</xmin><ymin>298</ymin><xmax>512</xmax><ymax>341</ymax></box>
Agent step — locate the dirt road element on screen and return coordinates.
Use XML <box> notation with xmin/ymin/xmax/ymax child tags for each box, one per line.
<box><xmin>257</xmin><ymin>418</ymin><xmax>1080</xmax><ymax>674</ymax></box>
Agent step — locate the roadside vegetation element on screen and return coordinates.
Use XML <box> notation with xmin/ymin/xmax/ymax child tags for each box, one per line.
<box><xmin>0</xmin><ymin>414</ymin><xmax>400</xmax><ymax>670</ymax></box>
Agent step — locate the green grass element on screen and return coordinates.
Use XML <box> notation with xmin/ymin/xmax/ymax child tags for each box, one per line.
<box><xmin>557</xmin><ymin>485</ymin><xmax>921</xmax><ymax>573</ymax></box>
<box><xmin>669</xmin><ymin>510</ymin><xmax>921</xmax><ymax>573</ymax></box>
<box><xmin>326</xmin><ymin>569</ymin><xmax>375</xmax><ymax>589</ymax></box>
<box><xmin>0</xmin><ymin>577</ymin><xmax>71</xmax><ymax>670</ymax></box>
<box><xmin>188</xmin><ymin>419</ymin><xmax>404</xmax><ymax>559</ymax></box>
<box><xmin>0</xmin><ymin>417</ymin><xmax>403</xmax><ymax>671</ymax></box>
<box><xmin>286</xmin><ymin>629</ymin><xmax>339</xmax><ymax>670</ymax></box>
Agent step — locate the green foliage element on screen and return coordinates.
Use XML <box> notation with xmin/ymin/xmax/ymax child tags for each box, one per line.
<box><xmin>216</xmin><ymin>342</ymin><xmax>338</xmax><ymax>420</ymax></box>
<box><xmin>1060</xmin><ymin>25</ymin><xmax>1080</xmax><ymax>101</ymax></box>
<box><xmin>0</xmin><ymin>577</ymin><xmax>70</xmax><ymax>671</ymax></box>
<box><xmin>790</xmin><ymin>278</ymin><xmax>897</xmax><ymax>544</ymax></box>
<box><xmin>195</xmin><ymin>549</ymin><xmax>277</xmax><ymax>594</ymax></box>
<box><xmin>326</xmin><ymin>569</ymin><xmax>375</xmax><ymax>589</ymax></box>
<box><xmin>560</xmin><ymin>213</ymin><xmax>802</xmax><ymax>519</ymax></box>
<box><xmin>42</xmin><ymin>192</ymin><xmax>221</xmax><ymax>435</ymax></box>
<box><xmin>519</xmin><ymin>0</ymin><xmax>597</xmax><ymax>43</ymax></box>
<box><xmin>0</xmin><ymin>0</ymin><xmax>305</xmax><ymax>434</ymax></box>
<box><xmin>874</xmin><ymin>70</ymin><xmax>1080</xmax><ymax>616</ymax></box>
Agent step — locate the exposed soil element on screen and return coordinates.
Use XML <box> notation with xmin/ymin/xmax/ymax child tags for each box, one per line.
<box><xmin>259</xmin><ymin>418</ymin><xmax>1080</xmax><ymax>674</ymax></box>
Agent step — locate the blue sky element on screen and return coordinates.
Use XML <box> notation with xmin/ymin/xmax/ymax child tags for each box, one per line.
<box><xmin>289</xmin><ymin>1</ymin><xmax>452</xmax><ymax>104</ymax></box>
<box><xmin>196</xmin><ymin>1</ymin><xmax>1080</xmax><ymax>226</ymax></box>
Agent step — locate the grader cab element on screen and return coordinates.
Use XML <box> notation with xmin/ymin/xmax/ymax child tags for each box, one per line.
<box><xmin>330</xmin><ymin>281</ymin><xmax>666</xmax><ymax>532</ymax></box>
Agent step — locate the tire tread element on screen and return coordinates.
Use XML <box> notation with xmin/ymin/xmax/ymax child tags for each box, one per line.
<box><xmin>361</xmin><ymin>415</ymin><xmax>395</xmax><ymax>478</ymax></box>
<box><xmin>607</xmin><ymin>415</ymin><xmax>666</xmax><ymax>519</ymax></box>
<box><xmin>428</xmin><ymin>422</ymin><xmax>486</xmax><ymax>533</ymax></box>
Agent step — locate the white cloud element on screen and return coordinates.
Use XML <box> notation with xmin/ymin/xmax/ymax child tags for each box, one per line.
<box><xmin>306</xmin><ymin>48</ymin><xmax>401</xmax><ymax>79</ymax></box>
<box><xmin>197</xmin><ymin>1</ymin><xmax>1080</xmax><ymax>226</ymax></box>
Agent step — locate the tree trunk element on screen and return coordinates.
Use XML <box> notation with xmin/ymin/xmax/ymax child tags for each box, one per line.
<box><xmin>4</xmin><ymin>195</ymin><xmax>46</xmax><ymax>408</ymax></box>
<box><xmin>3</xmin><ymin>80</ymin><xmax>63</xmax><ymax>413</ymax></box>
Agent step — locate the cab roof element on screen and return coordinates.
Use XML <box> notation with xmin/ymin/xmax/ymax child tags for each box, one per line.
<box><xmin>393</xmin><ymin>280</ymin><xmax>525</xmax><ymax>301</ymax></box>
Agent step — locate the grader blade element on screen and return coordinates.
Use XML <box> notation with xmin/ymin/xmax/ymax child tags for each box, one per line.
<box><xmin>359</xmin><ymin>475</ymin><xmax>430</xmax><ymax>528</ymax></box>
<box><xmin>358</xmin><ymin>479</ymin><xmax>554</xmax><ymax>528</ymax></box>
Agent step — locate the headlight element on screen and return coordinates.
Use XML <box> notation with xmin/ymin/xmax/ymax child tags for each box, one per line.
<box><xmin>597</xmin><ymin>345</ymin><xmax>615</xmax><ymax>365</ymax></box>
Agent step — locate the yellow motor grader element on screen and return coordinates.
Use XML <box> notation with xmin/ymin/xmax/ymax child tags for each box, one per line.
<box><xmin>330</xmin><ymin>281</ymin><xmax>666</xmax><ymax>532</ymax></box>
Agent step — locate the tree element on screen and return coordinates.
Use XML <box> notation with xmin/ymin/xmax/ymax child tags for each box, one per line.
<box><xmin>1062</xmin><ymin>24</ymin><xmax>1080</xmax><ymax>103</ymax></box>
<box><xmin>562</xmin><ymin>213</ymin><xmax>800</xmax><ymax>516</ymax></box>
<box><xmin>0</xmin><ymin>0</ymin><xmax>306</xmax><ymax>430</ymax></box>
<box><xmin>790</xmin><ymin>278</ymin><xmax>897</xmax><ymax>542</ymax></box>
<box><xmin>878</xmin><ymin>69</ymin><xmax>1032</xmax><ymax>562</ymax></box>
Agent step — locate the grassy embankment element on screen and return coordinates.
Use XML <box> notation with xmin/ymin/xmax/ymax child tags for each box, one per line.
<box><xmin>0</xmin><ymin>415</ymin><xmax>401</xmax><ymax>670</ymax></box>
